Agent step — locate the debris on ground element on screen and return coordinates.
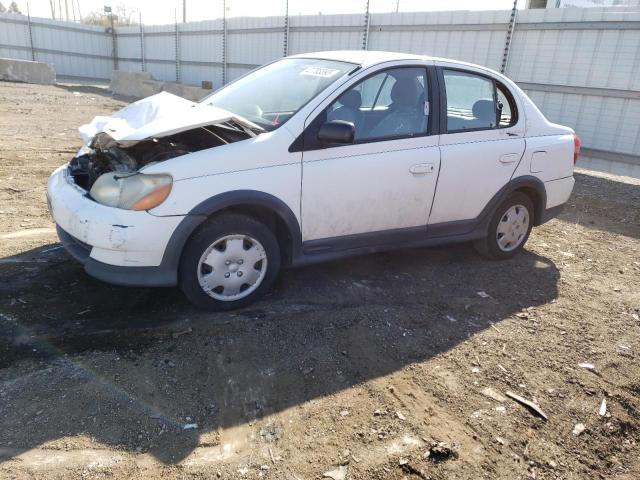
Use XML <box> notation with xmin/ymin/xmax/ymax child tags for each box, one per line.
<box><xmin>578</xmin><ymin>362</ymin><xmax>596</xmax><ymax>370</ymax></box>
<box><xmin>573</xmin><ymin>423</ymin><xmax>586</xmax><ymax>436</ymax></box>
<box><xmin>599</xmin><ymin>399</ymin><xmax>607</xmax><ymax>416</ymax></box>
<box><xmin>481</xmin><ymin>387</ymin><xmax>507</xmax><ymax>403</ymax></box>
<box><xmin>259</xmin><ymin>424</ymin><xmax>283</xmax><ymax>443</ymax></box>
<box><xmin>425</xmin><ymin>441</ymin><xmax>459</xmax><ymax>463</ymax></box>
<box><xmin>505</xmin><ymin>391</ymin><xmax>548</xmax><ymax>420</ymax></box>
<box><xmin>399</xmin><ymin>458</ymin><xmax>429</xmax><ymax>479</ymax></box>
<box><xmin>323</xmin><ymin>465</ymin><xmax>347</xmax><ymax>480</ymax></box>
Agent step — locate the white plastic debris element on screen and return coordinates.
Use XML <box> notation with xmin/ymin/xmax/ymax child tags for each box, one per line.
<box><xmin>183</xmin><ymin>423</ymin><xmax>198</xmax><ymax>430</ymax></box>
<box><xmin>323</xmin><ymin>465</ymin><xmax>347</xmax><ymax>480</ymax></box>
<box><xmin>599</xmin><ymin>399</ymin><xmax>607</xmax><ymax>417</ymax></box>
<box><xmin>572</xmin><ymin>423</ymin><xmax>586</xmax><ymax>436</ymax></box>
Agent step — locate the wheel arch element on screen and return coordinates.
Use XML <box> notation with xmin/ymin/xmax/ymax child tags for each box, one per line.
<box><xmin>505</xmin><ymin>176</ymin><xmax>547</xmax><ymax>226</ymax></box>
<box><xmin>186</xmin><ymin>190</ymin><xmax>302</xmax><ymax>267</ymax></box>
<box><xmin>465</xmin><ymin>175</ymin><xmax>547</xmax><ymax>240</ymax></box>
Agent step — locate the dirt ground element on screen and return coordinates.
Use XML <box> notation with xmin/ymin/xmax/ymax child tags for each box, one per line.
<box><xmin>0</xmin><ymin>80</ymin><xmax>639</xmax><ymax>480</ymax></box>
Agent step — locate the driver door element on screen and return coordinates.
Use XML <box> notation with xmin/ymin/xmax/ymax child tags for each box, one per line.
<box><xmin>300</xmin><ymin>65</ymin><xmax>441</xmax><ymax>245</ymax></box>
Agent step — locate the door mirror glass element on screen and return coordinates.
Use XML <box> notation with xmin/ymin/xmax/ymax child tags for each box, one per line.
<box><xmin>317</xmin><ymin>120</ymin><xmax>355</xmax><ymax>144</ymax></box>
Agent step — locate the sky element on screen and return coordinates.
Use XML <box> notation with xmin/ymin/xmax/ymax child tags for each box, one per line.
<box><xmin>11</xmin><ymin>0</ymin><xmax>522</xmax><ymax>26</ymax></box>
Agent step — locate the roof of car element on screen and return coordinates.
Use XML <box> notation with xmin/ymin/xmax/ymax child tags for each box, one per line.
<box><xmin>289</xmin><ymin>50</ymin><xmax>429</xmax><ymax>67</ymax></box>
<box><xmin>288</xmin><ymin>50</ymin><xmax>493</xmax><ymax>71</ymax></box>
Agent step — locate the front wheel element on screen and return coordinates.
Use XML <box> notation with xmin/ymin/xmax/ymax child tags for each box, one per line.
<box><xmin>179</xmin><ymin>214</ymin><xmax>281</xmax><ymax>310</ymax></box>
<box><xmin>474</xmin><ymin>192</ymin><xmax>534</xmax><ymax>260</ymax></box>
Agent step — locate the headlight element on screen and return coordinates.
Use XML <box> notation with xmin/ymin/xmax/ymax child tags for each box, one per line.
<box><xmin>89</xmin><ymin>173</ymin><xmax>172</xmax><ymax>211</ymax></box>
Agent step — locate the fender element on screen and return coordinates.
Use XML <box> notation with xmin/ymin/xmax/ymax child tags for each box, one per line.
<box><xmin>81</xmin><ymin>191</ymin><xmax>302</xmax><ymax>287</ymax></box>
<box><xmin>426</xmin><ymin>175</ymin><xmax>547</xmax><ymax>239</ymax></box>
<box><xmin>169</xmin><ymin>189</ymin><xmax>303</xmax><ymax>268</ymax></box>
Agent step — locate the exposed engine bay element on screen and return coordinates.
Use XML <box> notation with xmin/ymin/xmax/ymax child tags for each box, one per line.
<box><xmin>69</xmin><ymin>122</ymin><xmax>254</xmax><ymax>191</ymax></box>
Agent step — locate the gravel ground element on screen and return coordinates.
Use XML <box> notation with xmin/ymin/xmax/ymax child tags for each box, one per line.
<box><xmin>0</xmin><ymin>80</ymin><xmax>639</xmax><ymax>480</ymax></box>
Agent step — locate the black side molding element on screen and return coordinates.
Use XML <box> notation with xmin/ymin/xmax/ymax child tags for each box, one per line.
<box><xmin>295</xmin><ymin>175</ymin><xmax>549</xmax><ymax>266</ymax></box>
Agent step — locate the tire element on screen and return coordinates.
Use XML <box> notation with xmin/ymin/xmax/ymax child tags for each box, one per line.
<box><xmin>179</xmin><ymin>213</ymin><xmax>281</xmax><ymax>311</ymax></box>
<box><xmin>474</xmin><ymin>191</ymin><xmax>534</xmax><ymax>260</ymax></box>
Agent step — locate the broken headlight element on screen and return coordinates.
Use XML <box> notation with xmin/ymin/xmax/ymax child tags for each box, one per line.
<box><xmin>89</xmin><ymin>172</ymin><xmax>172</xmax><ymax>211</ymax></box>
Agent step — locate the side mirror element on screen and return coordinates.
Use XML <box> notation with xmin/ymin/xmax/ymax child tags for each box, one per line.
<box><xmin>317</xmin><ymin>120</ymin><xmax>355</xmax><ymax>145</ymax></box>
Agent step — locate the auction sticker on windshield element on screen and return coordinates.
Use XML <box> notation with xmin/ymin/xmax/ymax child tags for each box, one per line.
<box><xmin>300</xmin><ymin>66</ymin><xmax>341</xmax><ymax>78</ymax></box>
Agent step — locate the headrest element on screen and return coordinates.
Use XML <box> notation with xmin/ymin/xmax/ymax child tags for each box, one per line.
<box><xmin>472</xmin><ymin>99</ymin><xmax>495</xmax><ymax>123</ymax></box>
<box><xmin>339</xmin><ymin>90</ymin><xmax>362</xmax><ymax>109</ymax></box>
<box><xmin>391</xmin><ymin>78</ymin><xmax>421</xmax><ymax>107</ymax></box>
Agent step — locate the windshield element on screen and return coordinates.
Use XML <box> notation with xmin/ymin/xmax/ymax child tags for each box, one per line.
<box><xmin>201</xmin><ymin>58</ymin><xmax>355</xmax><ymax>131</ymax></box>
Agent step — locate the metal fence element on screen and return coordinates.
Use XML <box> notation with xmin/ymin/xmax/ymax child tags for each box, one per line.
<box><xmin>1</xmin><ymin>7</ymin><xmax>639</xmax><ymax>176</ymax></box>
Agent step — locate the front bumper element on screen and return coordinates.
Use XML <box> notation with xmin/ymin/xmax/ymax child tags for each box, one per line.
<box><xmin>55</xmin><ymin>224</ymin><xmax>184</xmax><ymax>287</ymax></box>
<box><xmin>48</xmin><ymin>164</ymin><xmax>188</xmax><ymax>286</ymax></box>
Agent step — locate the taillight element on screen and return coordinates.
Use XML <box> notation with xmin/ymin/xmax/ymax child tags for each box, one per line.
<box><xmin>573</xmin><ymin>134</ymin><xmax>581</xmax><ymax>164</ymax></box>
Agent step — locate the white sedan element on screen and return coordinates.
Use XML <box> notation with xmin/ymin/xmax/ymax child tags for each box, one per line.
<box><xmin>47</xmin><ymin>51</ymin><xmax>578</xmax><ymax>310</ymax></box>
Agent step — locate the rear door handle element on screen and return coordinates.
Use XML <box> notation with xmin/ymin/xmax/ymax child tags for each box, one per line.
<box><xmin>409</xmin><ymin>163</ymin><xmax>435</xmax><ymax>174</ymax></box>
<box><xmin>499</xmin><ymin>153</ymin><xmax>520</xmax><ymax>165</ymax></box>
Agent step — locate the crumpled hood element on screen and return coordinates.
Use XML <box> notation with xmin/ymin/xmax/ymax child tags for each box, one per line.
<box><xmin>79</xmin><ymin>91</ymin><xmax>261</xmax><ymax>144</ymax></box>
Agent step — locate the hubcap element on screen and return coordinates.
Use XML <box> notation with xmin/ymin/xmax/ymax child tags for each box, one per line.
<box><xmin>197</xmin><ymin>234</ymin><xmax>267</xmax><ymax>301</ymax></box>
<box><xmin>496</xmin><ymin>204</ymin><xmax>529</xmax><ymax>252</ymax></box>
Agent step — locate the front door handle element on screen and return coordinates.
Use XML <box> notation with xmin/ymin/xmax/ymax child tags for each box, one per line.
<box><xmin>499</xmin><ymin>153</ymin><xmax>520</xmax><ymax>165</ymax></box>
<box><xmin>409</xmin><ymin>163</ymin><xmax>435</xmax><ymax>174</ymax></box>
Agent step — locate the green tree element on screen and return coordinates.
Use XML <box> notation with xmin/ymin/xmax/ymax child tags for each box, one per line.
<box><xmin>8</xmin><ymin>1</ymin><xmax>21</xmax><ymax>14</ymax></box>
<box><xmin>0</xmin><ymin>2</ymin><xmax>6</xmax><ymax>14</ymax></box>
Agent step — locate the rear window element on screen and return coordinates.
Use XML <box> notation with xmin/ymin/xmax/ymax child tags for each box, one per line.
<box><xmin>443</xmin><ymin>69</ymin><xmax>517</xmax><ymax>133</ymax></box>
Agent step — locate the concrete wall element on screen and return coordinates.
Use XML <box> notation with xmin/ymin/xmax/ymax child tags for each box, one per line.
<box><xmin>0</xmin><ymin>58</ymin><xmax>55</xmax><ymax>84</ymax></box>
<box><xmin>110</xmin><ymin>70</ymin><xmax>211</xmax><ymax>101</ymax></box>
<box><xmin>0</xmin><ymin>8</ymin><xmax>638</xmax><ymax>177</ymax></box>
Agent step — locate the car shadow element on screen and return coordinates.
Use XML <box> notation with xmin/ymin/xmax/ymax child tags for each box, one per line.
<box><xmin>0</xmin><ymin>242</ymin><xmax>560</xmax><ymax>465</ymax></box>
<box><xmin>564</xmin><ymin>172</ymin><xmax>640</xmax><ymax>240</ymax></box>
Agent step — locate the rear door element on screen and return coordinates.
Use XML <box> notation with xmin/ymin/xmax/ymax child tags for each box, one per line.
<box><xmin>428</xmin><ymin>65</ymin><xmax>525</xmax><ymax>228</ymax></box>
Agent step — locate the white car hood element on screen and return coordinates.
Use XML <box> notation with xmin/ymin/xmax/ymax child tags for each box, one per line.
<box><xmin>79</xmin><ymin>91</ymin><xmax>261</xmax><ymax>144</ymax></box>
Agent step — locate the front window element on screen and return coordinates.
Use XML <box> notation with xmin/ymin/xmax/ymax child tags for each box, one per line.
<box><xmin>201</xmin><ymin>58</ymin><xmax>355</xmax><ymax>131</ymax></box>
<box><xmin>325</xmin><ymin>67</ymin><xmax>428</xmax><ymax>142</ymax></box>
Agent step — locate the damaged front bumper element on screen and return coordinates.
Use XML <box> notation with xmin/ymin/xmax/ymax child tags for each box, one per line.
<box><xmin>47</xmin><ymin>164</ymin><xmax>186</xmax><ymax>287</ymax></box>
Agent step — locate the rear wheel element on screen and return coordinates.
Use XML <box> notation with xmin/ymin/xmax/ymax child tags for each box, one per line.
<box><xmin>474</xmin><ymin>192</ymin><xmax>533</xmax><ymax>260</ymax></box>
<box><xmin>179</xmin><ymin>213</ymin><xmax>280</xmax><ymax>310</ymax></box>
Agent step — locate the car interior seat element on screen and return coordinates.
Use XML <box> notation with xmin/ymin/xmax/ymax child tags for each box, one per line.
<box><xmin>367</xmin><ymin>78</ymin><xmax>424</xmax><ymax>138</ymax></box>
<box><xmin>327</xmin><ymin>90</ymin><xmax>364</xmax><ymax>135</ymax></box>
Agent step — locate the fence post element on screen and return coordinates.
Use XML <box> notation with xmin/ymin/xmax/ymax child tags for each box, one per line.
<box><xmin>110</xmin><ymin>13</ymin><xmax>118</xmax><ymax>71</ymax></box>
<box><xmin>362</xmin><ymin>0</ymin><xmax>371</xmax><ymax>51</ymax></box>
<box><xmin>500</xmin><ymin>0</ymin><xmax>518</xmax><ymax>74</ymax></box>
<box><xmin>222</xmin><ymin>0</ymin><xmax>227</xmax><ymax>85</ymax></box>
<box><xmin>174</xmin><ymin>12</ymin><xmax>181</xmax><ymax>82</ymax></box>
<box><xmin>26</xmin><ymin>3</ymin><xmax>35</xmax><ymax>61</ymax></box>
<box><xmin>283</xmin><ymin>0</ymin><xmax>289</xmax><ymax>57</ymax></box>
<box><xmin>139</xmin><ymin>13</ymin><xmax>145</xmax><ymax>72</ymax></box>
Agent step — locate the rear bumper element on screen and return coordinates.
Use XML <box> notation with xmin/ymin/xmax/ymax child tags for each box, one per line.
<box><xmin>536</xmin><ymin>175</ymin><xmax>573</xmax><ymax>225</ymax></box>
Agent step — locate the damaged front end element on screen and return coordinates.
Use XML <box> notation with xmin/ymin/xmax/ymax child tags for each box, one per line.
<box><xmin>69</xmin><ymin>123</ymin><xmax>252</xmax><ymax>191</ymax></box>
<box><xmin>67</xmin><ymin>92</ymin><xmax>263</xmax><ymax>210</ymax></box>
